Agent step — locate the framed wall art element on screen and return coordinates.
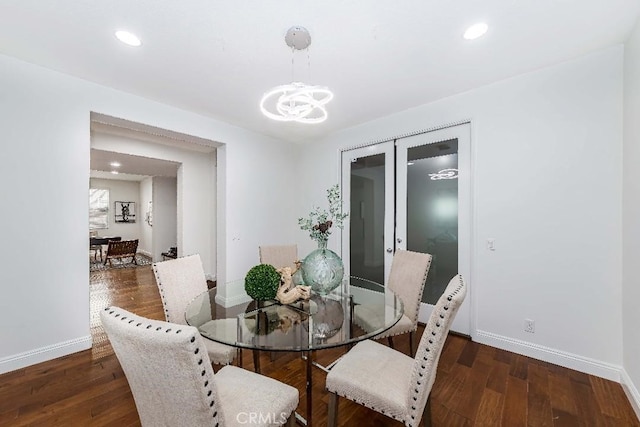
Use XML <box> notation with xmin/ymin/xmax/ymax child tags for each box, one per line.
<box><xmin>115</xmin><ymin>201</ymin><xmax>136</xmax><ymax>223</ymax></box>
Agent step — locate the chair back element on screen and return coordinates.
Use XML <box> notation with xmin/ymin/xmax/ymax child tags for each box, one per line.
<box><xmin>387</xmin><ymin>250</ymin><xmax>432</xmax><ymax>326</ymax></box>
<box><xmin>407</xmin><ymin>275</ymin><xmax>467</xmax><ymax>424</ymax></box>
<box><xmin>153</xmin><ymin>254</ymin><xmax>208</xmax><ymax>324</ymax></box>
<box><xmin>259</xmin><ymin>244</ymin><xmax>298</xmax><ymax>270</ymax></box>
<box><xmin>100</xmin><ymin>306</ymin><xmax>219</xmax><ymax>427</ymax></box>
<box><xmin>105</xmin><ymin>239</ymin><xmax>138</xmax><ymax>257</ymax></box>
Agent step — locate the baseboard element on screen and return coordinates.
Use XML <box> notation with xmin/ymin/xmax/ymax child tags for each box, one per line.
<box><xmin>621</xmin><ymin>368</ymin><xmax>640</xmax><ymax>421</ymax></box>
<box><xmin>475</xmin><ymin>330</ymin><xmax>622</xmax><ymax>382</ymax></box>
<box><xmin>0</xmin><ymin>335</ymin><xmax>92</xmax><ymax>375</ymax></box>
<box><xmin>215</xmin><ymin>292</ymin><xmax>252</xmax><ymax>308</ymax></box>
<box><xmin>138</xmin><ymin>249</ymin><xmax>152</xmax><ymax>258</ymax></box>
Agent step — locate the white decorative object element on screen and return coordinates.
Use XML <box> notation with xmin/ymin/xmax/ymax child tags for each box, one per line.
<box><xmin>276</xmin><ymin>266</ymin><xmax>311</xmax><ymax>304</ymax></box>
<box><xmin>260</xmin><ymin>26</ymin><xmax>333</xmax><ymax>124</ymax></box>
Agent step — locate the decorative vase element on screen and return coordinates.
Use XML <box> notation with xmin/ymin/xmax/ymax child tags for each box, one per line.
<box><xmin>301</xmin><ymin>239</ymin><xmax>344</xmax><ymax>295</ymax></box>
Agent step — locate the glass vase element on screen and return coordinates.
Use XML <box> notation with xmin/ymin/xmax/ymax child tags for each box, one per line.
<box><xmin>301</xmin><ymin>239</ymin><xmax>344</xmax><ymax>296</ymax></box>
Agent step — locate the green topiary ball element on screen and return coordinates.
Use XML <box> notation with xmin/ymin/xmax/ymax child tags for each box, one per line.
<box><xmin>244</xmin><ymin>264</ymin><xmax>281</xmax><ymax>301</ymax></box>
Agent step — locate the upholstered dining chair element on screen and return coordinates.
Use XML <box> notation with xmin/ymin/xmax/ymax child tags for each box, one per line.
<box><xmin>355</xmin><ymin>249</ymin><xmax>432</xmax><ymax>356</ymax></box>
<box><xmin>259</xmin><ymin>244</ymin><xmax>298</xmax><ymax>270</ymax></box>
<box><xmin>325</xmin><ymin>274</ymin><xmax>467</xmax><ymax>427</ymax></box>
<box><xmin>152</xmin><ymin>254</ymin><xmax>237</xmax><ymax>366</ymax></box>
<box><xmin>101</xmin><ymin>306</ymin><xmax>299</xmax><ymax>427</ymax></box>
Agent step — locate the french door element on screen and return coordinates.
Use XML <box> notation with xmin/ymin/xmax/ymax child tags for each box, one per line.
<box><xmin>341</xmin><ymin>123</ymin><xmax>471</xmax><ymax>335</ymax></box>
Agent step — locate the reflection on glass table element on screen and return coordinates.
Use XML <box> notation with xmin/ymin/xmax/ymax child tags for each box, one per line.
<box><xmin>185</xmin><ymin>276</ymin><xmax>403</xmax><ymax>427</ymax></box>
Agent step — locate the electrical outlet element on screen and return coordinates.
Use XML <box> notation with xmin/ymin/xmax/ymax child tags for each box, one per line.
<box><xmin>524</xmin><ymin>319</ymin><xmax>535</xmax><ymax>333</ymax></box>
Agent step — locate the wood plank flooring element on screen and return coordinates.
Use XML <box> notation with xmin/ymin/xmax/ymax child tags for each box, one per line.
<box><xmin>0</xmin><ymin>264</ymin><xmax>638</xmax><ymax>426</ymax></box>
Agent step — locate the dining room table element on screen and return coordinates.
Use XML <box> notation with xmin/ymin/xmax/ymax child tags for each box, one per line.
<box><xmin>185</xmin><ymin>276</ymin><xmax>404</xmax><ymax>426</ymax></box>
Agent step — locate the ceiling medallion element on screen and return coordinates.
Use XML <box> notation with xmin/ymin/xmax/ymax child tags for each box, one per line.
<box><xmin>260</xmin><ymin>26</ymin><xmax>333</xmax><ymax>124</ymax></box>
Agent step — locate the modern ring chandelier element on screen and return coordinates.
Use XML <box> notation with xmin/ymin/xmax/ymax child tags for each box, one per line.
<box><xmin>260</xmin><ymin>26</ymin><xmax>333</xmax><ymax>124</ymax></box>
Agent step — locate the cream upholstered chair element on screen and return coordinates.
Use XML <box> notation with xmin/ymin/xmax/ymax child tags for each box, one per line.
<box><xmin>101</xmin><ymin>306</ymin><xmax>298</xmax><ymax>427</ymax></box>
<box><xmin>356</xmin><ymin>249</ymin><xmax>432</xmax><ymax>356</ymax></box>
<box><xmin>259</xmin><ymin>244</ymin><xmax>298</xmax><ymax>270</ymax></box>
<box><xmin>326</xmin><ymin>275</ymin><xmax>467</xmax><ymax>427</ymax></box>
<box><xmin>152</xmin><ymin>254</ymin><xmax>237</xmax><ymax>366</ymax></box>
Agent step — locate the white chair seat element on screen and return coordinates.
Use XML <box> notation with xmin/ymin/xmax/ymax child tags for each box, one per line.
<box><xmin>326</xmin><ymin>339</ymin><xmax>414</xmax><ymax>419</ymax></box>
<box><xmin>378</xmin><ymin>314</ymin><xmax>415</xmax><ymax>338</ymax></box>
<box><xmin>354</xmin><ymin>305</ymin><xmax>415</xmax><ymax>337</ymax></box>
<box><xmin>204</xmin><ymin>338</ymin><xmax>237</xmax><ymax>365</ymax></box>
<box><xmin>215</xmin><ymin>365</ymin><xmax>299</xmax><ymax>426</ymax></box>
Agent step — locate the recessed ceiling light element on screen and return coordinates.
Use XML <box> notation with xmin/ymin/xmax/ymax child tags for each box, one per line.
<box><xmin>110</xmin><ymin>170</ymin><xmax>120</xmax><ymax>175</ymax></box>
<box><xmin>110</xmin><ymin>161</ymin><xmax>121</xmax><ymax>168</ymax></box>
<box><xmin>463</xmin><ymin>22</ymin><xmax>488</xmax><ymax>40</ymax></box>
<box><xmin>115</xmin><ymin>30</ymin><xmax>142</xmax><ymax>47</ymax></box>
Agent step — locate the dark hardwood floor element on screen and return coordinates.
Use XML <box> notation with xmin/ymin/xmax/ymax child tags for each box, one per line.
<box><xmin>0</xmin><ymin>263</ymin><xmax>638</xmax><ymax>426</ymax></box>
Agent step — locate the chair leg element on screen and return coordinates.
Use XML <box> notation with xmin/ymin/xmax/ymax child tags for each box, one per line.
<box><xmin>237</xmin><ymin>349</ymin><xmax>243</xmax><ymax>368</ymax></box>
<box><xmin>409</xmin><ymin>330</ymin><xmax>416</xmax><ymax>357</ymax></box>
<box><xmin>420</xmin><ymin>395</ymin><xmax>432</xmax><ymax>427</ymax></box>
<box><xmin>253</xmin><ymin>350</ymin><xmax>260</xmax><ymax>373</ymax></box>
<box><xmin>388</xmin><ymin>336</ymin><xmax>395</xmax><ymax>349</ymax></box>
<box><xmin>328</xmin><ymin>392</ymin><xmax>339</xmax><ymax>427</ymax></box>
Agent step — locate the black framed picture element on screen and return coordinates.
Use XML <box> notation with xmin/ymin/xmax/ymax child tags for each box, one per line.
<box><xmin>115</xmin><ymin>201</ymin><xmax>136</xmax><ymax>223</ymax></box>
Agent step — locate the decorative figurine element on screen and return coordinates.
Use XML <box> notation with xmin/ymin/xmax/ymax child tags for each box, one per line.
<box><xmin>276</xmin><ymin>266</ymin><xmax>311</xmax><ymax>304</ymax></box>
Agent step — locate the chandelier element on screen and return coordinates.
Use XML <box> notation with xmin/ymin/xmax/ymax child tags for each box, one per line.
<box><xmin>260</xmin><ymin>26</ymin><xmax>333</xmax><ymax>124</ymax></box>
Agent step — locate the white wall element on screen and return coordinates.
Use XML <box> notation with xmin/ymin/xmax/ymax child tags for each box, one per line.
<box><xmin>139</xmin><ymin>177</ymin><xmax>153</xmax><ymax>256</ymax></box>
<box><xmin>152</xmin><ymin>176</ymin><xmax>177</xmax><ymax>262</ymax></box>
<box><xmin>0</xmin><ymin>52</ymin><xmax>298</xmax><ymax>373</ymax></box>
<box><xmin>215</xmin><ymin>136</ymin><xmax>303</xmax><ymax>305</ymax></box>
<box><xmin>623</xmin><ymin>19</ymin><xmax>640</xmax><ymax>417</ymax></box>
<box><xmin>299</xmin><ymin>46</ymin><xmax>624</xmax><ymax>380</ymax></box>
<box><xmin>89</xmin><ymin>178</ymin><xmax>141</xmax><ymax>241</ymax></box>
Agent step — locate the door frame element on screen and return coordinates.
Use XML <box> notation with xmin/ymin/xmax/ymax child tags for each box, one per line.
<box><xmin>339</xmin><ymin>121</ymin><xmax>474</xmax><ymax>337</ymax></box>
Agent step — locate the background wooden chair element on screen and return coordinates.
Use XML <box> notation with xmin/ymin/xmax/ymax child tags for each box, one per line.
<box><xmin>103</xmin><ymin>239</ymin><xmax>138</xmax><ymax>266</ymax></box>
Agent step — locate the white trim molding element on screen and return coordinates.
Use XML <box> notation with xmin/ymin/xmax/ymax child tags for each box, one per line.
<box><xmin>621</xmin><ymin>369</ymin><xmax>640</xmax><ymax>421</ymax></box>
<box><xmin>0</xmin><ymin>335</ymin><xmax>92</xmax><ymax>375</ymax></box>
<box><xmin>215</xmin><ymin>293</ymin><xmax>251</xmax><ymax>308</ymax></box>
<box><xmin>215</xmin><ymin>284</ymin><xmax>252</xmax><ymax>308</ymax></box>
<box><xmin>475</xmin><ymin>330</ymin><xmax>622</xmax><ymax>382</ymax></box>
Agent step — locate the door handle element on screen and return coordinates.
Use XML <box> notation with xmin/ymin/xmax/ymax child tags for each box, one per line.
<box><xmin>386</xmin><ymin>248</ymin><xmax>393</xmax><ymax>253</ymax></box>
<box><xmin>397</xmin><ymin>238</ymin><xmax>403</xmax><ymax>243</ymax></box>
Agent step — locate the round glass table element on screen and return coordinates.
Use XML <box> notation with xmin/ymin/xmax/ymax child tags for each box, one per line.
<box><xmin>185</xmin><ymin>276</ymin><xmax>403</xmax><ymax>426</ymax></box>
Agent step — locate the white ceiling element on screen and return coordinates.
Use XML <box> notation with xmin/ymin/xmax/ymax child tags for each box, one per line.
<box><xmin>1</xmin><ymin>0</ymin><xmax>639</xmax><ymax>144</ymax></box>
<box><xmin>90</xmin><ymin>148</ymin><xmax>180</xmax><ymax>181</ymax></box>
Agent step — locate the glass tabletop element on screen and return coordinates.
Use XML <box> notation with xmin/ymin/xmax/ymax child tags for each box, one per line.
<box><xmin>185</xmin><ymin>276</ymin><xmax>404</xmax><ymax>352</ymax></box>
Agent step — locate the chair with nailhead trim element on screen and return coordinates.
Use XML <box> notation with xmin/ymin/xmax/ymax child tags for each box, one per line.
<box><xmin>101</xmin><ymin>306</ymin><xmax>299</xmax><ymax>427</ymax></box>
<box><xmin>259</xmin><ymin>245</ymin><xmax>298</xmax><ymax>271</ymax></box>
<box><xmin>326</xmin><ymin>274</ymin><xmax>467</xmax><ymax>427</ymax></box>
<box><xmin>354</xmin><ymin>250</ymin><xmax>432</xmax><ymax>357</ymax></box>
<box><xmin>153</xmin><ymin>254</ymin><xmax>238</xmax><ymax>366</ymax></box>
